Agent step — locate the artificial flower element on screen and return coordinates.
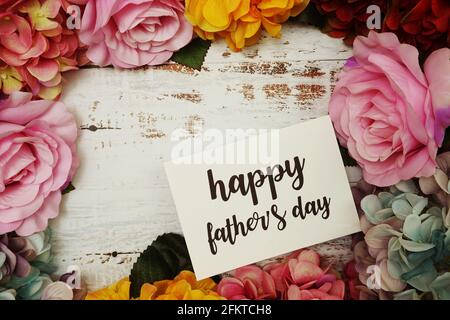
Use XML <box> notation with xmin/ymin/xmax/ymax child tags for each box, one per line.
<box><xmin>355</xmin><ymin>180</ymin><xmax>450</xmax><ymax>299</ymax></box>
<box><xmin>1</xmin><ymin>228</ymin><xmax>60</xmax><ymax>300</ymax></box>
<box><xmin>0</xmin><ymin>287</ymin><xmax>16</xmax><ymax>300</ymax></box>
<box><xmin>1</xmin><ymin>233</ymin><xmax>32</xmax><ymax>284</ymax></box>
<box><xmin>0</xmin><ymin>0</ymin><xmax>84</xmax><ymax>99</ymax></box>
<box><xmin>343</xmin><ymin>260</ymin><xmax>361</xmax><ymax>300</ymax></box>
<box><xmin>85</xmin><ymin>277</ymin><xmax>131</xmax><ymax>300</ymax></box>
<box><xmin>346</xmin><ymin>166</ymin><xmax>376</xmax><ymax>212</ymax></box>
<box><xmin>217</xmin><ymin>265</ymin><xmax>276</xmax><ymax>300</ymax></box>
<box><xmin>1</xmin><ymin>229</ymin><xmax>54</xmax><ymax>286</ymax></box>
<box><xmin>58</xmin><ymin>269</ymin><xmax>88</xmax><ymax>300</ymax></box>
<box><xmin>383</xmin><ymin>0</ymin><xmax>450</xmax><ymax>58</ymax></box>
<box><xmin>312</xmin><ymin>0</ymin><xmax>387</xmax><ymax>46</ymax></box>
<box><xmin>313</xmin><ymin>0</ymin><xmax>450</xmax><ymax>58</ymax></box>
<box><xmin>41</xmin><ymin>281</ymin><xmax>75</xmax><ymax>300</ymax></box>
<box><xmin>218</xmin><ymin>249</ymin><xmax>345</xmax><ymax>300</ymax></box>
<box><xmin>85</xmin><ymin>271</ymin><xmax>223</xmax><ymax>300</ymax></box>
<box><xmin>185</xmin><ymin>0</ymin><xmax>310</xmax><ymax>51</ymax></box>
<box><xmin>75</xmin><ymin>0</ymin><xmax>193</xmax><ymax>68</ymax></box>
<box><xmin>0</xmin><ymin>92</ymin><xmax>79</xmax><ymax>236</ymax></box>
<box><xmin>419</xmin><ymin>152</ymin><xmax>450</xmax><ymax>208</ymax></box>
<box><xmin>264</xmin><ymin>250</ymin><xmax>345</xmax><ymax>300</ymax></box>
<box><xmin>329</xmin><ymin>31</ymin><xmax>450</xmax><ymax>187</ymax></box>
<box><xmin>149</xmin><ymin>271</ymin><xmax>224</xmax><ymax>300</ymax></box>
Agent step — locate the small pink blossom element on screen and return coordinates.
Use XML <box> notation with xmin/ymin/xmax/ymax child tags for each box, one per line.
<box><xmin>217</xmin><ymin>265</ymin><xmax>276</xmax><ymax>300</ymax></box>
<box><xmin>0</xmin><ymin>0</ymin><xmax>84</xmax><ymax>99</ymax></box>
<box><xmin>218</xmin><ymin>249</ymin><xmax>346</xmax><ymax>300</ymax></box>
<box><xmin>265</xmin><ymin>250</ymin><xmax>345</xmax><ymax>300</ymax></box>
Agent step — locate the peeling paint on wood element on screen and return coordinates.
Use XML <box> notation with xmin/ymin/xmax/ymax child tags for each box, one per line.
<box><xmin>171</xmin><ymin>91</ymin><xmax>202</xmax><ymax>104</ymax></box>
<box><xmin>219</xmin><ymin>61</ymin><xmax>291</xmax><ymax>75</ymax></box>
<box><xmin>240</xmin><ymin>84</ymin><xmax>255</xmax><ymax>101</ymax></box>
<box><xmin>184</xmin><ymin>115</ymin><xmax>205</xmax><ymax>137</ymax></box>
<box><xmin>55</xmin><ymin>23</ymin><xmax>353</xmax><ymax>291</ymax></box>
<box><xmin>296</xmin><ymin>84</ymin><xmax>327</xmax><ymax>106</ymax></box>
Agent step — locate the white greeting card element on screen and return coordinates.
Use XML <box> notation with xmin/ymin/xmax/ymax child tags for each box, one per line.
<box><xmin>164</xmin><ymin>116</ymin><xmax>360</xmax><ymax>279</ymax></box>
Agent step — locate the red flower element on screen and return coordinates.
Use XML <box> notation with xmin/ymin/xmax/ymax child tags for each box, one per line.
<box><xmin>312</xmin><ymin>0</ymin><xmax>388</xmax><ymax>45</ymax></box>
<box><xmin>312</xmin><ymin>0</ymin><xmax>450</xmax><ymax>57</ymax></box>
<box><xmin>384</xmin><ymin>0</ymin><xmax>450</xmax><ymax>56</ymax></box>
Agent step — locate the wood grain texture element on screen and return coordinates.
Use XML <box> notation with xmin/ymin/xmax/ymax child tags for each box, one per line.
<box><xmin>53</xmin><ymin>23</ymin><xmax>354</xmax><ymax>291</ymax></box>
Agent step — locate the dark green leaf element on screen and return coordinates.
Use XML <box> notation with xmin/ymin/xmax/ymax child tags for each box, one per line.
<box><xmin>62</xmin><ymin>182</ymin><xmax>75</xmax><ymax>195</ymax></box>
<box><xmin>129</xmin><ymin>233</ymin><xmax>193</xmax><ymax>298</ymax></box>
<box><xmin>171</xmin><ymin>38</ymin><xmax>211</xmax><ymax>71</ymax></box>
<box><xmin>339</xmin><ymin>144</ymin><xmax>358</xmax><ymax>167</ymax></box>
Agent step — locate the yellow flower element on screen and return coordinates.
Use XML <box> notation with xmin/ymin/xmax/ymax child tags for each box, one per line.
<box><xmin>85</xmin><ymin>271</ymin><xmax>225</xmax><ymax>300</ymax></box>
<box><xmin>185</xmin><ymin>0</ymin><xmax>310</xmax><ymax>51</ymax></box>
<box><xmin>19</xmin><ymin>0</ymin><xmax>62</xmax><ymax>36</ymax></box>
<box><xmin>142</xmin><ymin>271</ymin><xmax>225</xmax><ymax>300</ymax></box>
<box><xmin>85</xmin><ymin>278</ymin><xmax>131</xmax><ymax>300</ymax></box>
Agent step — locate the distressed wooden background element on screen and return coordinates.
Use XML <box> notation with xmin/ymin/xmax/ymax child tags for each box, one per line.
<box><xmin>52</xmin><ymin>23</ymin><xmax>354</xmax><ymax>291</ymax></box>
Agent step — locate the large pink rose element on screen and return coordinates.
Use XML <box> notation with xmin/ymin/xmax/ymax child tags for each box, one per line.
<box><xmin>329</xmin><ymin>31</ymin><xmax>450</xmax><ymax>187</ymax></box>
<box><xmin>78</xmin><ymin>0</ymin><xmax>193</xmax><ymax>68</ymax></box>
<box><xmin>0</xmin><ymin>92</ymin><xmax>78</xmax><ymax>236</ymax></box>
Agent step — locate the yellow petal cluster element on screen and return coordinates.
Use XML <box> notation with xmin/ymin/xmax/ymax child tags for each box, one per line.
<box><xmin>85</xmin><ymin>271</ymin><xmax>224</xmax><ymax>300</ymax></box>
<box><xmin>185</xmin><ymin>0</ymin><xmax>310</xmax><ymax>51</ymax></box>
<box><xmin>143</xmin><ymin>271</ymin><xmax>224</xmax><ymax>300</ymax></box>
<box><xmin>85</xmin><ymin>278</ymin><xmax>131</xmax><ymax>300</ymax></box>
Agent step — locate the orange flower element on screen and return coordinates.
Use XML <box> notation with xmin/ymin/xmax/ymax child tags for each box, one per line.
<box><xmin>85</xmin><ymin>278</ymin><xmax>131</xmax><ymax>300</ymax></box>
<box><xmin>185</xmin><ymin>0</ymin><xmax>310</xmax><ymax>51</ymax></box>
<box><xmin>142</xmin><ymin>271</ymin><xmax>225</xmax><ymax>300</ymax></box>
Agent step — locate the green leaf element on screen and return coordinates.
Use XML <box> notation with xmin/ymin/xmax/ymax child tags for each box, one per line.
<box><xmin>171</xmin><ymin>38</ymin><xmax>211</xmax><ymax>71</ymax></box>
<box><xmin>129</xmin><ymin>233</ymin><xmax>193</xmax><ymax>298</ymax></box>
<box><xmin>62</xmin><ymin>182</ymin><xmax>75</xmax><ymax>195</ymax></box>
<box><xmin>339</xmin><ymin>144</ymin><xmax>357</xmax><ymax>166</ymax></box>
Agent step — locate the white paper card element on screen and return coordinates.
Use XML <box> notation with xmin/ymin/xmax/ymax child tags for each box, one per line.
<box><xmin>164</xmin><ymin>116</ymin><xmax>360</xmax><ymax>279</ymax></box>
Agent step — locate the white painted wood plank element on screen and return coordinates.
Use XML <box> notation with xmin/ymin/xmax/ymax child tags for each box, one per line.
<box><xmin>51</xmin><ymin>23</ymin><xmax>353</xmax><ymax>291</ymax></box>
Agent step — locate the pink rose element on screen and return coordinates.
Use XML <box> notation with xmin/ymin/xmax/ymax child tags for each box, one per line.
<box><xmin>329</xmin><ymin>31</ymin><xmax>450</xmax><ymax>187</ymax></box>
<box><xmin>78</xmin><ymin>0</ymin><xmax>193</xmax><ymax>68</ymax></box>
<box><xmin>217</xmin><ymin>265</ymin><xmax>277</xmax><ymax>300</ymax></box>
<box><xmin>0</xmin><ymin>92</ymin><xmax>78</xmax><ymax>236</ymax></box>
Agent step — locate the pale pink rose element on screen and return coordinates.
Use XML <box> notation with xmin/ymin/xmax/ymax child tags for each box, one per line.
<box><xmin>217</xmin><ymin>265</ymin><xmax>277</xmax><ymax>300</ymax></box>
<box><xmin>78</xmin><ymin>0</ymin><xmax>193</xmax><ymax>68</ymax></box>
<box><xmin>0</xmin><ymin>92</ymin><xmax>78</xmax><ymax>236</ymax></box>
<box><xmin>329</xmin><ymin>31</ymin><xmax>450</xmax><ymax>187</ymax></box>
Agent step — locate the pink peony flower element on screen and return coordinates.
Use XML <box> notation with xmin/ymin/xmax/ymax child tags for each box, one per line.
<box><xmin>0</xmin><ymin>0</ymin><xmax>84</xmax><ymax>99</ymax></box>
<box><xmin>264</xmin><ymin>250</ymin><xmax>345</xmax><ymax>300</ymax></box>
<box><xmin>77</xmin><ymin>0</ymin><xmax>193</xmax><ymax>68</ymax></box>
<box><xmin>217</xmin><ymin>265</ymin><xmax>276</xmax><ymax>300</ymax></box>
<box><xmin>329</xmin><ymin>31</ymin><xmax>450</xmax><ymax>187</ymax></box>
<box><xmin>0</xmin><ymin>92</ymin><xmax>78</xmax><ymax>236</ymax></box>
